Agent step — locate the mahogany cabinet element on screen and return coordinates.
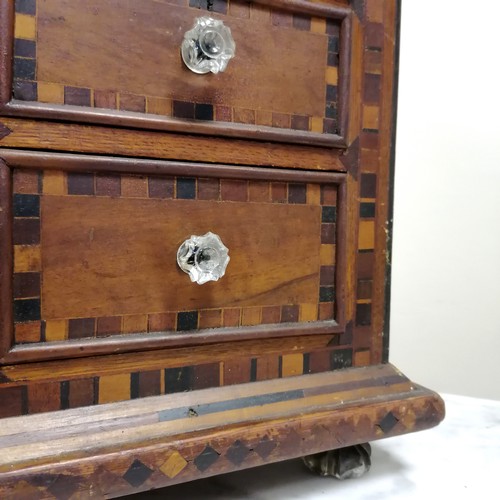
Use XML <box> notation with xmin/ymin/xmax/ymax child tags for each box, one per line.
<box><xmin>0</xmin><ymin>0</ymin><xmax>444</xmax><ymax>497</ymax></box>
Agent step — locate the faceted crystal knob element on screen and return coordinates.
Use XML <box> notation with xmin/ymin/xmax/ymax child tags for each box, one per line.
<box><xmin>177</xmin><ymin>232</ymin><xmax>230</xmax><ymax>285</ymax></box>
<box><xmin>181</xmin><ymin>17</ymin><xmax>235</xmax><ymax>74</ymax></box>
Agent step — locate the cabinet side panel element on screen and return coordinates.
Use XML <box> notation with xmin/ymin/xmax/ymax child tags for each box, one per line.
<box><xmin>351</xmin><ymin>0</ymin><xmax>400</xmax><ymax>365</ymax></box>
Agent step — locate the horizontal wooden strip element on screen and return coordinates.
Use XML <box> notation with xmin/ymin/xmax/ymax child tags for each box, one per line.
<box><xmin>0</xmin><ymin>112</ymin><xmax>346</xmax><ymax>166</ymax></box>
<box><xmin>0</xmin><ymin>364</ymin><xmax>403</xmax><ymax>438</ymax></box>
<box><xmin>0</xmin><ymin>368</ymin><xmax>413</xmax><ymax>457</ymax></box>
<box><xmin>0</xmin><ymin>389</ymin><xmax>445</xmax><ymax>496</ymax></box>
<box><xmin>3</xmin><ymin>371</ymin><xmax>411</xmax><ymax>450</ymax></box>
<box><xmin>0</xmin><ymin>365</ymin><xmax>408</xmax><ymax>437</ymax></box>
<box><xmin>0</xmin><ymin>149</ymin><xmax>346</xmax><ymax>184</ymax></box>
<box><xmin>303</xmin><ymin>373</ymin><xmax>408</xmax><ymax>398</ymax></box>
<box><xmin>7</xmin><ymin>97</ymin><xmax>343</xmax><ymax>145</ymax></box>
<box><xmin>252</xmin><ymin>0</ymin><xmax>350</xmax><ymax>18</ymax></box>
<box><xmin>158</xmin><ymin>388</ymin><xmax>306</xmax><ymax>422</ymax></box>
<box><xmin>1</xmin><ymin>381</ymin><xmax>415</xmax><ymax>469</ymax></box>
<box><xmin>0</xmin><ymin>334</ymin><xmax>335</xmax><ymax>384</ymax></box>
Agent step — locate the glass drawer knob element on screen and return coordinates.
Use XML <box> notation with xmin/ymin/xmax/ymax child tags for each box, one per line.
<box><xmin>181</xmin><ymin>17</ymin><xmax>236</xmax><ymax>74</ymax></box>
<box><xmin>177</xmin><ymin>232</ymin><xmax>230</xmax><ymax>285</ymax></box>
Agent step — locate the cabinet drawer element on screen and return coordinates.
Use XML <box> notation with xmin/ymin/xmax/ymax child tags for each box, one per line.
<box><xmin>0</xmin><ymin>152</ymin><xmax>347</xmax><ymax>364</ymax></box>
<box><xmin>3</xmin><ymin>0</ymin><xmax>352</xmax><ymax>147</ymax></box>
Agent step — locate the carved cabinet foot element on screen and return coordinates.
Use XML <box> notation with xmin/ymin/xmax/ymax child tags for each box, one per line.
<box><xmin>302</xmin><ymin>443</ymin><xmax>372</xmax><ymax>480</ymax></box>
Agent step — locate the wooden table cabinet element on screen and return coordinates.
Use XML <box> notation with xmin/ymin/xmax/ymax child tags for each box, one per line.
<box><xmin>0</xmin><ymin>1</ymin><xmax>444</xmax><ymax>497</ymax></box>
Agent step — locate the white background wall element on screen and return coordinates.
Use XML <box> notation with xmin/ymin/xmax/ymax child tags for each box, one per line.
<box><xmin>390</xmin><ymin>1</ymin><xmax>500</xmax><ymax>400</ymax></box>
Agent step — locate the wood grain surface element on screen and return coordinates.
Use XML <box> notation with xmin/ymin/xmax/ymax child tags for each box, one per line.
<box><xmin>0</xmin><ymin>118</ymin><xmax>346</xmax><ymax>170</ymax></box>
<box><xmin>1</xmin><ymin>333</ymin><xmax>334</xmax><ymax>384</ymax></box>
<box><xmin>0</xmin><ymin>3</ymin><xmax>444</xmax><ymax>498</ymax></box>
<box><xmin>2</xmin><ymin>0</ymin><xmax>352</xmax><ymax>147</ymax></box>
<box><xmin>41</xmin><ymin>195</ymin><xmax>321</xmax><ymax>319</ymax></box>
<box><xmin>0</xmin><ymin>364</ymin><xmax>445</xmax><ymax>498</ymax></box>
<box><xmin>37</xmin><ymin>0</ymin><xmax>326</xmax><ymax>116</ymax></box>
<box><xmin>0</xmin><ymin>151</ymin><xmax>346</xmax><ymax>364</ymax></box>
<box><xmin>0</xmin><ymin>160</ymin><xmax>13</xmax><ymax>358</ymax></box>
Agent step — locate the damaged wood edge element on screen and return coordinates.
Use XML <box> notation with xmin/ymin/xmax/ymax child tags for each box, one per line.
<box><xmin>0</xmin><ymin>380</ymin><xmax>445</xmax><ymax>497</ymax></box>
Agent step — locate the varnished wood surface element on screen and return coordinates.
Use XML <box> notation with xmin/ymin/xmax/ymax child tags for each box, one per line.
<box><xmin>2</xmin><ymin>363</ymin><xmax>396</xmax><ymax>441</ymax></box>
<box><xmin>0</xmin><ymin>365</ymin><xmax>410</xmax><ymax>458</ymax></box>
<box><xmin>0</xmin><ymin>160</ymin><xmax>13</xmax><ymax>358</ymax></box>
<box><xmin>3</xmin><ymin>101</ymin><xmax>347</xmax><ymax>148</ymax></box>
<box><xmin>346</xmin><ymin>12</ymin><xmax>363</xmax><ymax>147</ymax></box>
<box><xmin>0</xmin><ymin>148</ymin><xmax>347</xmax><ymax>181</ymax></box>
<box><xmin>0</xmin><ymin>0</ymin><xmax>13</xmax><ymax>105</ymax></box>
<box><xmin>5</xmin><ymin>322</ymin><xmax>340</xmax><ymax>364</ymax></box>
<box><xmin>0</xmin><ymin>364</ymin><xmax>445</xmax><ymax>498</ymax></box>
<box><xmin>0</xmin><ymin>0</ymin><xmax>400</xmax><ymax>380</ymax></box>
<box><xmin>37</xmin><ymin>1</ymin><xmax>327</xmax><ymax>117</ymax></box>
<box><xmin>0</xmin><ymin>151</ymin><xmax>347</xmax><ymax>364</ymax></box>
<box><xmin>252</xmin><ymin>0</ymin><xmax>350</xmax><ymax>18</ymax></box>
<box><xmin>2</xmin><ymin>0</ymin><xmax>351</xmax><ymax>148</ymax></box>
<box><xmin>0</xmin><ymin>118</ymin><xmax>346</xmax><ymax>170</ymax></box>
<box><xmin>1</xmin><ymin>333</ymin><xmax>334</xmax><ymax>384</ymax></box>
<box><xmin>0</xmin><ymin>3</ymin><xmax>444</xmax><ymax>498</ymax></box>
<box><xmin>372</xmin><ymin>0</ymin><xmax>400</xmax><ymax>363</ymax></box>
<box><xmin>41</xmin><ymin>196</ymin><xmax>321</xmax><ymax>318</ymax></box>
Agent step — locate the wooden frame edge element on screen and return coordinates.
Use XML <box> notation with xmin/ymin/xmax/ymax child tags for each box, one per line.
<box><xmin>338</xmin><ymin>12</ymin><xmax>352</xmax><ymax>140</ymax></box>
<box><xmin>0</xmin><ymin>149</ymin><xmax>348</xmax><ymax>365</ymax></box>
<box><xmin>335</xmin><ymin>177</ymin><xmax>348</xmax><ymax>327</ymax></box>
<box><xmin>0</xmin><ymin>158</ymin><xmax>13</xmax><ymax>361</ymax></box>
<box><xmin>381</xmin><ymin>0</ymin><xmax>402</xmax><ymax>363</ymax></box>
<box><xmin>0</xmin><ymin>0</ymin><xmax>354</xmax><ymax>149</ymax></box>
<box><xmin>6</xmin><ymin>321</ymin><xmax>341</xmax><ymax>364</ymax></box>
<box><xmin>3</xmin><ymin>101</ymin><xmax>348</xmax><ymax>148</ymax></box>
<box><xmin>0</xmin><ymin>374</ymin><xmax>445</xmax><ymax>497</ymax></box>
<box><xmin>0</xmin><ymin>0</ymin><xmax>13</xmax><ymax>106</ymax></box>
<box><xmin>253</xmin><ymin>0</ymin><xmax>351</xmax><ymax>19</ymax></box>
<box><xmin>0</xmin><ymin>149</ymin><xmax>348</xmax><ymax>183</ymax></box>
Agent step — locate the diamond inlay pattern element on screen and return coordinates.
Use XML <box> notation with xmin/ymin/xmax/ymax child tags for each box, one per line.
<box><xmin>193</xmin><ymin>446</ymin><xmax>220</xmax><ymax>472</ymax></box>
<box><xmin>123</xmin><ymin>459</ymin><xmax>153</xmax><ymax>488</ymax></box>
<box><xmin>160</xmin><ymin>451</ymin><xmax>188</xmax><ymax>479</ymax></box>
<box><xmin>378</xmin><ymin>411</ymin><xmax>399</xmax><ymax>433</ymax></box>
<box><xmin>47</xmin><ymin>474</ymin><xmax>80</xmax><ymax>500</ymax></box>
<box><xmin>225</xmin><ymin>440</ymin><xmax>251</xmax><ymax>466</ymax></box>
<box><xmin>254</xmin><ymin>435</ymin><xmax>278</xmax><ymax>460</ymax></box>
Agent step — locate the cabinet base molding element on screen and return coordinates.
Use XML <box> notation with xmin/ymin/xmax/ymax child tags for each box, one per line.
<box><xmin>0</xmin><ymin>364</ymin><xmax>444</xmax><ymax>499</ymax></box>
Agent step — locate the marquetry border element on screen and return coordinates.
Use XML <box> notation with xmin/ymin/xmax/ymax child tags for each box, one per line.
<box><xmin>0</xmin><ymin>0</ymin><xmax>403</xmax><ymax>420</ymax></box>
<box><xmin>12</xmin><ymin>1</ymin><xmax>342</xmax><ymax>136</ymax></box>
<box><xmin>0</xmin><ymin>150</ymin><xmax>348</xmax><ymax>365</ymax></box>
<box><xmin>0</xmin><ymin>342</ymin><xmax>357</xmax><ymax>417</ymax></box>
<box><xmin>11</xmin><ymin>168</ymin><xmax>338</xmax><ymax>345</ymax></box>
<box><xmin>348</xmin><ymin>0</ymin><xmax>400</xmax><ymax>365</ymax></box>
<box><xmin>0</xmin><ymin>0</ymin><xmax>352</xmax><ymax>148</ymax></box>
<box><xmin>0</xmin><ymin>366</ymin><xmax>445</xmax><ymax>500</ymax></box>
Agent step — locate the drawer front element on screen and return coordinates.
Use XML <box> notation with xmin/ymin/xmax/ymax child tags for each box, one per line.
<box><xmin>1</xmin><ymin>154</ymin><xmax>347</xmax><ymax>363</ymax></box>
<box><xmin>5</xmin><ymin>0</ymin><xmax>350</xmax><ymax>147</ymax></box>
